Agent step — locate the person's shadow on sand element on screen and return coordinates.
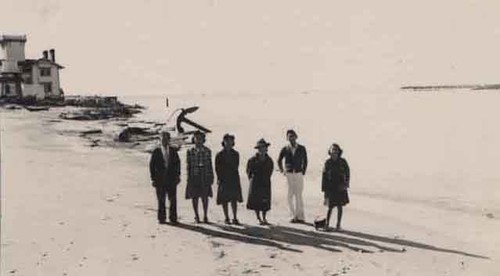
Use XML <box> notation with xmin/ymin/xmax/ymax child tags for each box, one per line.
<box><xmin>214</xmin><ymin>224</ymin><xmax>400</xmax><ymax>254</ymax></box>
<box><xmin>167</xmin><ymin>222</ymin><xmax>488</xmax><ymax>259</ymax></box>
<box><xmin>171</xmin><ymin>222</ymin><xmax>303</xmax><ymax>253</ymax></box>
<box><xmin>338</xmin><ymin>228</ymin><xmax>488</xmax><ymax>259</ymax></box>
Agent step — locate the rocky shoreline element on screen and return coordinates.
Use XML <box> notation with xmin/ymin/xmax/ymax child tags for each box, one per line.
<box><xmin>1</xmin><ymin>95</ymin><xmax>163</xmax><ymax>153</ymax></box>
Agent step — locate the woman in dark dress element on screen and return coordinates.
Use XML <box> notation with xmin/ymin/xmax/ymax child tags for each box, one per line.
<box><xmin>322</xmin><ymin>143</ymin><xmax>350</xmax><ymax>231</ymax></box>
<box><xmin>186</xmin><ymin>131</ymin><xmax>214</xmax><ymax>223</ymax></box>
<box><xmin>246</xmin><ymin>139</ymin><xmax>274</xmax><ymax>225</ymax></box>
<box><xmin>215</xmin><ymin>134</ymin><xmax>243</xmax><ymax>225</ymax></box>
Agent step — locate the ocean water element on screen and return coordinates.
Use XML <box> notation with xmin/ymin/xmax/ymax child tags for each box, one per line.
<box><xmin>121</xmin><ymin>89</ymin><xmax>500</xmax><ymax>213</ymax></box>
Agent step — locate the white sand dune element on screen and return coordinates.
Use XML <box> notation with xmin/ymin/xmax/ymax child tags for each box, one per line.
<box><xmin>1</xmin><ymin>90</ymin><xmax>499</xmax><ymax>275</ymax></box>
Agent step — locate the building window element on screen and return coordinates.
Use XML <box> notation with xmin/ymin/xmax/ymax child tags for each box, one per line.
<box><xmin>23</xmin><ymin>73</ymin><xmax>33</xmax><ymax>84</ymax></box>
<box><xmin>22</xmin><ymin>66</ymin><xmax>33</xmax><ymax>84</ymax></box>
<box><xmin>40</xmin><ymin>67</ymin><xmax>51</xmax><ymax>77</ymax></box>
<box><xmin>43</xmin><ymin>82</ymin><xmax>52</xmax><ymax>93</ymax></box>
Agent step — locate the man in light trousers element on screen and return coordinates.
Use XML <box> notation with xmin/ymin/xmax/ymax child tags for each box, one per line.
<box><xmin>278</xmin><ymin>129</ymin><xmax>308</xmax><ymax>223</ymax></box>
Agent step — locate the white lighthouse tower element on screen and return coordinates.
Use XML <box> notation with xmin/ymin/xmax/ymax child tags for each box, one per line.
<box><xmin>0</xmin><ymin>35</ymin><xmax>27</xmax><ymax>72</ymax></box>
<box><xmin>0</xmin><ymin>35</ymin><xmax>27</xmax><ymax>97</ymax></box>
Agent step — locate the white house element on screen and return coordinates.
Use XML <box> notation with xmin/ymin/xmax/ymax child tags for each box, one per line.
<box><xmin>0</xmin><ymin>34</ymin><xmax>64</xmax><ymax>100</ymax></box>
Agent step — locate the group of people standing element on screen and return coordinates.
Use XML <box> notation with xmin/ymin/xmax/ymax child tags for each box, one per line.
<box><xmin>149</xmin><ymin>129</ymin><xmax>350</xmax><ymax>231</ymax></box>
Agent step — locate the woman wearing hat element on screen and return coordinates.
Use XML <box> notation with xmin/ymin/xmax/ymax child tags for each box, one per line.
<box><xmin>246</xmin><ymin>138</ymin><xmax>274</xmax><ymax>225</ymax></box>
<box><xmin>186</xmin><ymin>131</ymin><xmax>214</xmax><ymax>223</ymax></box>
<box><xmin>215</xmin><ymin>134</ymin><xmax>243</xmax><ymax>225</ymax></box>
<box><xmin>321</xmin><ymin>143</ymin><xmax>350</xmax><ymax>231</ymax></box>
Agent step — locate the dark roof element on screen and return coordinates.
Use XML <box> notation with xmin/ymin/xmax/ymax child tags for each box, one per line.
<box><xmin>19</xmin><ymin>58</ymin><xmax>64</xmax><ymax>69</ymax></box>
<box><xmin>0</xmin><ymin>35</ymin><xmax>27</xmax><ymax>43</ymax></box>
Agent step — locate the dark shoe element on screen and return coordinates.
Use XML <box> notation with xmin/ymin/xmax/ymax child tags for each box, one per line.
<box><xmin>323</xmin><ymin>222</ymin><xmax>331</xmax><ymax>232</ymax></box>
<box><xmin>169</xmin><ymin>220</ymin><xmax>179</xmax><ymax>225</ymax></box>
<box><xmin>324</xmin><ymin>226</ymin><xmax>333</xmax><ymax>232</ymax></box>
<box><xmin>290</xmin><ymin>218</ymin><xmax>299</xmax><ymax>223</ymax></box>
<box><xmin>203</xmin><ymin>217</ymin><xmax>209</xmax><ymax>224</ymax></box>
<box><xmin>295</xmin><ymin>219</ymin><xmax>305</xmax><ymax>224</ymax></box>
<box><xmin>195</xmin><ymin>217</ymin><xmax>201</xmax><ymax>223</ymax></box>
<box><xmin>159</xmin><ymin>220</ymin><xmax>167</xmax><ymax>224</ymax></box>
<box><xmin>224</xmin><ymin>218</ymin><xmax>231</xmax><ymax>225</ymax></box>
<box><xmin>232</xmin><ymin>219</ymin><xmax>241</xmax><ymax>225</ymax></box>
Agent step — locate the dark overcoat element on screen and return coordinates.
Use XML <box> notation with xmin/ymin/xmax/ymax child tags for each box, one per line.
<box><xmin>321</xmin><ymin>157</ymin><xmax>350</xmax><ymax>207</ymax></box>
<box><xmin>246</xmin><ymin>154</ymin><xmax>274</xmax><ymax>211</ymax></box>
<box><xmin>149</xmin><ymin>147</ymin><xmax>181</xmax><ymax>189</ymax></box>
<box><xmin>215</xmin><ymin>149</ymin><xmax>243</xmax><ymax>204</ymax></box>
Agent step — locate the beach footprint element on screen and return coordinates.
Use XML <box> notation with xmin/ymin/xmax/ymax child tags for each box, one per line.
<box><xmin>36</xmin><ymin>252</ymin><xmax>50</xmax><ymax>267</ymax></box>
<box><xmin>265</xmin><ymin>248</ymin><xmax>279</xmax><ymax>259</ymax></box>
<box><xmin>210</xmin><ymin>240</ymin><xmax>226</xmax><ymax>260</ymax></box>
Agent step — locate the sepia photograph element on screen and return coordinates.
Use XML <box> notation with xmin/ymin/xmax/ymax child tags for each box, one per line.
<box><xmin>1</xmin><ymin>1</ymin><xmax>499</xmax><ymax>275</ymax></box>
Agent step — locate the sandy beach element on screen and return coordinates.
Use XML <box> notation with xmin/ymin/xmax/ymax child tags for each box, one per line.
<box><xmin>1</xmin><ymin>92</ymin><xmax>499</xmax><ymax>276</ymax></box>
<box><xmin>2</xmin><ymin>0</ymin><xmax>500</xmax><ymax>274</ymax></box>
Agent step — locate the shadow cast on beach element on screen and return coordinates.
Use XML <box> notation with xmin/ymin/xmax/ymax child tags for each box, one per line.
<box><xmin>338</xmin><ymin>229</ymin><xmax>489</xmax><ymax>259</ymax></box>
<box><xmin>171</xmin><ymin>222</ymin><xmax>303</xmax><ymax>253</ymax></box>
<box><xmin>168</xmin><ymin>222</ymin><xmax>392</xmax><ymax>254</ymax></box>
<box><xmin>167</xmin><ymin>222</ymin><xmax>488</xmax><ymax>259</ymax></box>
<box><xmin>214</xmin><ymin>224</ymin><xmax>398</xmax><ymax>254</ymax></box>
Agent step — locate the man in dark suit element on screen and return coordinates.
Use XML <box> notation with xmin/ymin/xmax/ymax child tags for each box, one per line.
<box><xmin>149</xmin><ymin>131</ymin><xmax>181</xmax><ymax>224</ymax></box>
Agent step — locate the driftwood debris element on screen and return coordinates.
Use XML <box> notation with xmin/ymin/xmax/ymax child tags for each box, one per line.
<box><xmin>117</xmin><ymin>127</ymin><xmax>159</xmax><ymax>142</ymax></box>
<box><xmin>59</xmin><ymin>106</ymin><xmax>139</xmax><ymax>121</ymax></box>
<box><xmin>80</xmin><ymin>129</ymin><xmax>103</xmax><ymax>136</ymax></box>
<box><xmin>59</xmin><ymin>110</ymin><xmax>108</xmax><ymax>120</ymax></box>
<box><xmin>89</xmin><ymin>139</ymin><xmax>100</xmax><ymax>147</ymax></box>
<box><xmin>3</xmin><ymin>104</ymin><xmax>23</xmax><ymax>110</ymax></box>
<box><xmin>59</xmin><ymin>96</ymin><xmax>144</xmax><ymax>121</ymax></box>
<box><xmin>24</xmin><ymin>106</ymin><xmax>50</xmax><ymax>112</ymax></box>
<box><xmin>59</xmin><ymin>106</ymin><xmax>142</xmax><ymax>121</ymax></box>
<box><xmin>0</xmin><ymin>95</ymin><xmax>64</xmax><ymax>108</ymax></box>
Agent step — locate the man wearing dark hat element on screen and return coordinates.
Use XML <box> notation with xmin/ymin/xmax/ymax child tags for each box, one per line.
<box><xmin>149</xmin><ymin>131</ymin><xmax>181</xmax><ymax>224</ymax></box>
<box><xmin>277</xmin><ymin>129</ymin><xmax>308</xmax><ymax>223</ymax></box>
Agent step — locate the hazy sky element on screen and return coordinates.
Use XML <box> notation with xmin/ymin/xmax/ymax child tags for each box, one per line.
<box><xmin>2</xmin><ymin>0</ymin><xmax>499</xmax><ymax>95</ymax></box>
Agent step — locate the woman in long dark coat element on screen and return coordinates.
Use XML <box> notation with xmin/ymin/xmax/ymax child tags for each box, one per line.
<box><xmin>246</xmin><ymin>138</ymin><xmax>274</xmax><ymax>225</ymax></box>
<box><xmin>322</xmin><ymin>143</ymin><xmax>350</xmax><ymax>231</ymax></box>
<box><xmin>186</xmin><ymin>131</ymin><xmax>214</xmax><ymax>223</ymax></box>
<box><xmin>215</xmin><ymin>134</ymin><xmax>243</xmax><ymax>225</ymax></box>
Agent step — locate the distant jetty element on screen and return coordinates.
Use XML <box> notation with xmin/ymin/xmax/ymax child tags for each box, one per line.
<box><xmin>401</xmin><ymin>84</ymin><xmax>500</xmax><ymax>91</ymax></box>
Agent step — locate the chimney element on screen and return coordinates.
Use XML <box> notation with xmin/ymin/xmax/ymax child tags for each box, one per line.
<box><xmin>43</xmin><ymin>50</ymin><xmax>49</xmax><ymax>59</ymax></box>
<box><xmin>49</xmin><ymin>49</ymin><xmax>55</xmax><ymax>62</ymax></box>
